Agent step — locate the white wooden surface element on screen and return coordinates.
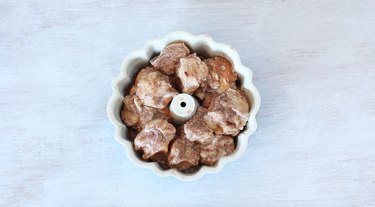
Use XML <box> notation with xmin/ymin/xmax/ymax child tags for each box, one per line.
<box><xmin>1</xmin><ymin>0</ymin><xmax>375</xmax><ymax>206</ymax></box>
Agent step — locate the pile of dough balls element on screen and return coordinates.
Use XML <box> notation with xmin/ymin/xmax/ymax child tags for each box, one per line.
<box><xmin>121</xmin><ymin>43</ymin><xmax>250</xmax><ymax>172</ymax></box>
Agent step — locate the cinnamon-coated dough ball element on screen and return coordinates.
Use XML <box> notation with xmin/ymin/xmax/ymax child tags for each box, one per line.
<box><xmin>121</xmin><ymin>94</ymin><xmax>170</xmax><ymax>131</ymax></box>
<box><xmin>134</xmin><ymin>118</ymin><xmax>176</xmax><ymax>159</ymax></box>
<box><xmin>204</xmin><ymin>88</ymin><xmax>249</xmax><ymax>136</ymax></box>
<box><xmin>184</xmin><ymin>107</ymin><xmax>214</xmax><ymax>143</ymax></box>
<box><xmin>176</xmin><ymin>53</ymin><xmax>208</xmax><ymax>94</ymax></box>
<box><xmin>200</xmin><ymin>135</ymin><xmax>235</xmax><ymax>166</ymax></box>
<box><xmin>134</xmin><ymin>67</ymin><xmax>178</xmax><ymax>109</ymax></box>
<box><xmin>168</xmin><ymin>128</ymin><xmax>201</xmax><ymax>171</ymax></box>
<box><xmin>204</xmin><ymin>57</ymin><xmax>238</xmax><ymax>93</ymax></box>
<box><xmin>150</xmin><ymin>42</ymin><xmax>190</xmax><ymax>75</ymax></box>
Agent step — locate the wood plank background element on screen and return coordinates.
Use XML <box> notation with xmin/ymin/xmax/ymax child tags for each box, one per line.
<box><xmin>1</xmin><ymin>0</ymin><xmax>374</xmax><ymax>206</ymax></box>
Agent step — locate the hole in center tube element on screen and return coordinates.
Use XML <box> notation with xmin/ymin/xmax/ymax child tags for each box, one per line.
<box><xmin>180</xmin><ymin>102</ymin><xmax>186</xmax><ymax>108</ymax></box>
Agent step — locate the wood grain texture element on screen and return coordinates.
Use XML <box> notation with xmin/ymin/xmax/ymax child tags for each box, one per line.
<box><xmin>1</xmin><ymin>0</ymin><xmax>375</xmax><ymax>206</ymax></box>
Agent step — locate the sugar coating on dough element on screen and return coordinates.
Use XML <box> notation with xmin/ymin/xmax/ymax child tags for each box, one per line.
<box><xmin>184</xmin><ymin>107</ymin><xmax>214</xmax><ymax>143</ymax></box>
<box><xmin>176</xmin><ymin>53</ymin><xmax>208</xmax><ymax>94</ymax></box>
<box><xmin>200</xmin><ymin>135</ymin><xmax>235</xmax><ymax>166</ymax></box>
<box><xmin>150</xmin><ymin>42</ymin><xmax>190</xmax><ymax>75</ymax></box>
<box><xmin>129</xmin><ymin>66</ymin><xmax>157</xmax><ymax>95</ymax></box>
<box><xmin>135</xmin><ymin>69</ymin><xmax>178</xmax><ymax>109</ymax></box>
<box><xmin>168</xmin><ymin>128</ymin><xmax>201</xmax><ymax>171</ymax></box>
<box><xmin>204</xmin><ymin>88</ymin><xmax>249</xmax><ymax>136</ymax></box>
<box><xmin>121</xmin><ymin>94</ymin><xmax>171</xmax><ymax>132</ymax></box>
<box><xmin>134</xmin><ymin>118</ymin><xmax>176</xmax><ymax>159</ymax></box>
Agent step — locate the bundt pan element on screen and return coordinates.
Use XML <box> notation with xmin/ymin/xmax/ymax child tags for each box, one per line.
<box><xmin>107</xmin><ymin>31</ymin><xmax>261</xmax><ymax>181</ymax></box>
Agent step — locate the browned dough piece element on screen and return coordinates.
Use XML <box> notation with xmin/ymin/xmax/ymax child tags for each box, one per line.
<box><xmin>121</xmin><ymin>94</ymin><xmax>142</xmax><ymax>128</ymax></box>
<box><xmin>151</xmin><ymin>152</ymin><xmax>170</xmax><ymax>169</ymax></box>
<box><xmin>200</xmin><ymin>135</ymin><xmax>235</xmax><ymax>166</ymax></box>
<box><xmin>150</xmin><ymin>42</ymin><xmax>190</xmax><ymax>75</ymax></box>
<box><xmin>176</xmin><ymin>53</ymin><xmax>209</xmax><ymax>94</ymax></box>
<box><xmin>184</xmin><ymin>107</ymin><xmax>214</xmax><ymax>143</ymax></box>
<box><xmin>168</xmin><ymin>128</ymin><xmax>201</xmax><ymax>171</ymax></box>
<box><xmin>193</xmin><ymin>85</ymin><xmax>206</xmax><ymax>100</ymax></box>
<box><xmin>135</xmin><ymin>68</ymin><xmax>178</xmax><ymax>109</ymax></box>
<box><xmin>204</xmin><ymin>88</ymin><xmax>250</xmax><ymax>136</ymax></box>
<box><xmin>204</xmin><ymin>57</ymin><xmax>238</xmax><ymax>93</ymax></box>
<box><xmin>201</xmin><ymin>92</ymin><xmax>216</xmax><ymax>108</ymax></box>
<box><xmin>129</xmin><ymin>66</ymin><xmax>157</xmax><ymax>95</ymax></box>
<box><xmin>121</xmin><ymin>94</ymin><xmax>171</xmax><ymax>131</ymax></box>
<box><xmin>134</xmin><ymin>118</ymin><xmax>176</xmax><ymax>159</ymax></box>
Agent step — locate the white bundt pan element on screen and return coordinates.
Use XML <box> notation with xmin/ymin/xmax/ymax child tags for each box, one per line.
<box><xmin>107</xmin><ymin>31</ymin><xmax>261</xmax><ymax>181</ymax></box>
